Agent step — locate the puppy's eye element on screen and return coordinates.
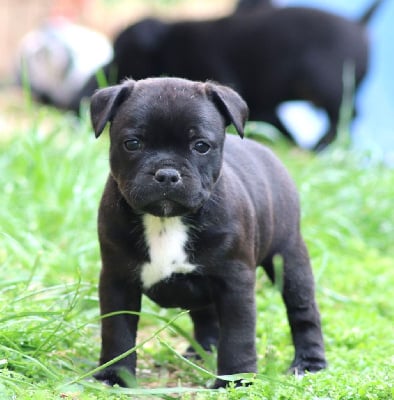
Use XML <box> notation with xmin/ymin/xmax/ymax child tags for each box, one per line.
<box><xmin>193</xmin><ymin>141</ymin><xmax>211</xmax><ymax>154</ymax></box>
<box><xmin>124</xmin><ymin>138</ymin><xmax>142</xmax><ymax>151</ymax></box>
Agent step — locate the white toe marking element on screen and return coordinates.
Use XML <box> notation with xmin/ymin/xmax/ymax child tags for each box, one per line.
<box><xmin>141</xmin><ymin>215</ymin><xmax>196</xmax><ymax>289</ymax></box>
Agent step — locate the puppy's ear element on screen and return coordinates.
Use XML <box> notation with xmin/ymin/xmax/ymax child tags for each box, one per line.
<box><xmin>205</xmin><ymin>82</ymin><xmax>249</xmax><ymax>138</ymax></box>
<box><xmin>90</xmin><ymin>81</ymin><xmax>135</xmax><ymax>138</ymax></box>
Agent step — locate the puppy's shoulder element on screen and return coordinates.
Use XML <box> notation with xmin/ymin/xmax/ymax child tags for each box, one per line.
<box><xmin>224</xmin><ymin>134</ymin><xmax>281</xmax><ymax>169</ymax></box>
<box><xmin>223</xmin><ymin>134</ymin><xmax>297</xmax><ymax>193</ymax></box>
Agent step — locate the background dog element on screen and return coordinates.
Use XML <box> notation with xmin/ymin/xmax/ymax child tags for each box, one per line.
<box><xmin>90</xmin><ymin>77</ymin><xmax>326</xmax><ymax>388</ymax></box>
<box><xmin>74</xmin><ymin>0</ymin><xmax>382</xmax><ymax>151</ymax></box>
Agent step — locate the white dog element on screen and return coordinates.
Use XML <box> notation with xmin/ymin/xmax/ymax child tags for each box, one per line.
<box><xmin>15</xmin><ymin>18</ymin><xmax>113</xmax><ymax>109</ymax></box>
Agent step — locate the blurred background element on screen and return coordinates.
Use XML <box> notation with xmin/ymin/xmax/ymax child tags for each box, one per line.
<box><xmin>278</xmin><ymin>0</ymin><xmax>394</xmax><ymax>163</ymax></box>
<box><xmin>0</xmin><ymin>0</ymin><xmax>393</xmax><ymax>163</ymax></box>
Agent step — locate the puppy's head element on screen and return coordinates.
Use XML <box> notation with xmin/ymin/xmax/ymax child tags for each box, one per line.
<box><xmin>90</xmin><ymin>77</ymin><xmax>248</xmax><ymax>217</ymax></box>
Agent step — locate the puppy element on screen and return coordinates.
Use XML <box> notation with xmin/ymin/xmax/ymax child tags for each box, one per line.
<box><xmin>90</xmin><ymin>77</ymin><xmax>326</xmax><ymax>388</ymax></box>
<box><xmin>75</xmin><ymin>1</ymin><xmax>383</xmax><ymax>151</ymax></box>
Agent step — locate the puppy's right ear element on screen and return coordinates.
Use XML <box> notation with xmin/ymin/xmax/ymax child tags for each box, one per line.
<box><xmin>90</xmin><ymin>81</ymin><xmax>135</xmax><ymax>138</ymax></box>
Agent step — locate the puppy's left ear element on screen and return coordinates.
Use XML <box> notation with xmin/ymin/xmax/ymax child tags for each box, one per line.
<box><xmin>205</xmin><ymin>82</ymin><xmax>249</xmax><ymax>138</ymax></box>
<box><xmin>90</xmin><ymin>80</ymin><xmax>135</xmax><ymax>138</ymax></box>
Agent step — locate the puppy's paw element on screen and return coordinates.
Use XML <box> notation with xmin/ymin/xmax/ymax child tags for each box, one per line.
<box><xmin>183</xmin><ymin>343</ymin><xmax>215</xmax><ymax>360</ymax></box>
<box><xmin>212</xmin><ymin>378</ymin><xmax>228</xmax><ymax>389</ymax></box>
<box><xmin>212</xmin><ymin>377</ymin><xmax>252</xmax><ymax>389</ymax></box>
<box><xmin>183</xmin><ymin>346</ymin><xmax>202</xmax><ymax>360</ymax></box>
<box><xmin>288</xmin><ymin>357</ymin><xmax>327</xmax><ymax>377</ymax></box>
<box><xmin>94</xmin><ymin>366</ymin><xmax>135</xmax><ymax>387</ymax></box>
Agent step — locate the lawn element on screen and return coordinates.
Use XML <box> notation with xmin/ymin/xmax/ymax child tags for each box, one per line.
<box><xmin>0</xmin><ymin>97</ymin><xmax>393</xmax><ymax>399</ymax></box>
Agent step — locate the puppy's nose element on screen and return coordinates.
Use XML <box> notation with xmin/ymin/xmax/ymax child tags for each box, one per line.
<box><xmin>154</xmin><ymin>168</ymin><xmax>181</xmax><ymax>184</ymax></box>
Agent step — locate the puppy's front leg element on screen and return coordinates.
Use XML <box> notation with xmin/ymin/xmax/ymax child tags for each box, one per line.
<box><xmin>211</xmin><ymin>264</ymin><xmax>257</xmax><ymax>388</ymax></box>
<box><xmin>95</xmin><ymin>264</ymin><xmax>142</xmax><ymax>387</ymax></box>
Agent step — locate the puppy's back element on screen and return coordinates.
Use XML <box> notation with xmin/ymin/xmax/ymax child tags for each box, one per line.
<box><xmin>220</xmin><ymin>134</ymin><xmax>303</xmax><ymax>263</ymax></box>
<box><xmin>224</xmin><ymin>134</ymin><xmax>297</xmax><ymax>196</ymax></box>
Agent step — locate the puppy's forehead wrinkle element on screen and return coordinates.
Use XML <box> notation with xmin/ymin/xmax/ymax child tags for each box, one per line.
<box><xmin>134</xmin><ymin>79</ymin><xmax>206</xmax><ymax>106</ymax></box>
<box><xmin>123</xmin><ymin>94</ymin><xmax>219</xmax><ymax>133</ymax></box>
<box><xmin>114</xmin><ymin>80</ymin><xmax>219</xmax><ymax>131</ymax></box>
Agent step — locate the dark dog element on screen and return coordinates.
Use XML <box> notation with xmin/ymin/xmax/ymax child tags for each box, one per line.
<box><xmin>89</xmin><ymin>77</ymin><xmax>326</xmax><ymax>388</ymax></box>
<box><xmin>74</xmin><ymin>0</ymin><xmax>382</xmax><ymax>151</ymax></box>
<box><xmin>235</xmin><ymin>0</ymin><xmax>272</xmax><ymax>13</ymax></box>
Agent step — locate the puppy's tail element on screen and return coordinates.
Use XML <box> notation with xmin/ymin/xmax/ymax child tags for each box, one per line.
<box><xmin>358</xmin><ymin>0</ymin><xmax>384</xmax><ymax>25</ymax></box>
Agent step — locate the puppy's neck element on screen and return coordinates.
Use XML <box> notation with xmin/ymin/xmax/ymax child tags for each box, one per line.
<box><xmin>141</xmin><ymin>215</ymin><xmax>196</xmax><ymax>289</ymax></box>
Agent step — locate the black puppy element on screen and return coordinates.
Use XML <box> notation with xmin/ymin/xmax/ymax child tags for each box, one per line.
<box><xmin>74</xmin><ymin>0</ymin><xmax>382</xmax><ymax>151</ymax></box>
<box><xmin>89</xmin><ymin>77</ymin><xmax>326</xmax><ymax>388</ymax></box>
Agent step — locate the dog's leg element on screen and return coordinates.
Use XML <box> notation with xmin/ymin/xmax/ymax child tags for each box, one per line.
<box><xmin>313</xmin><ymin>122</ymin><xmax>338</xmax><ymax>152</ymax></box>
<box><xmin>211</xmin><ymin>266</ymin><xmax>257</xmax><ymax>388</ymax></box>
<box><xmin>280</xmin><ymin>235</ymin><xmax>326</xmax><ymax>375</ymax></box>
<box><xmin>185</xmin><ymin>305</ymin><xmax>219</xmax><ymax>357</ymax></box>
<box><xmin>94</xmin><ymin>265</ymin><xmax>142</xmax><ymax>387</ymax></box>
<box><xmin>308</xmin><ymin>72</ymin><xmax>342</xmax><ymax>152</ymax></box>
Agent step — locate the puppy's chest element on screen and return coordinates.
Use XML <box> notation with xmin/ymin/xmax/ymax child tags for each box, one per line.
<box><xmin>141</xmin><ymin>215</ymin><xmax>196</xmax><ymax>289</ymax></box>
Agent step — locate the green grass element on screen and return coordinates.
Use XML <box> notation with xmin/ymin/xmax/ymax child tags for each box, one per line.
<box><xmin>0</xmin><ymin>102</ymin><xmax>393</xmax><ymax>399</ymax></box>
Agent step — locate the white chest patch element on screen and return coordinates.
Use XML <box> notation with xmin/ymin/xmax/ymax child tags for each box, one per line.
<box><xmin>141</xmin><ymin>215</ymin><xmax>197</xmax><ymax>289</ymax></box>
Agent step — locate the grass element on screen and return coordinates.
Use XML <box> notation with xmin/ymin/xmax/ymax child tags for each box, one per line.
<box><xmin>0</xmin><ymin>99</ymin><xmax>393</xmax><ymax>399</ymax></box>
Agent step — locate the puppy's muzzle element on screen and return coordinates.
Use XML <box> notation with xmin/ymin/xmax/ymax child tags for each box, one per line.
<box><xmin>135</xmin><ymin>167</ymin><xmax>190</xmax><ymax>217</ymax></box>
<box><xmin>154</xmin><ymin>168</ymin><xmax>182</xmax><ymax>186</ymax></box>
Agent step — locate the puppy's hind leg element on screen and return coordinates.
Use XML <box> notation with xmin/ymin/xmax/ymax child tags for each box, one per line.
<box><xmin>185</xmin><ymin>305</ymin><xmax>220</xmax><ymax>357</ymax></box>
<box><xmin>279</xmin><ymin>235</ymin><xmax>326</xmax><ymax>375</ymax></box>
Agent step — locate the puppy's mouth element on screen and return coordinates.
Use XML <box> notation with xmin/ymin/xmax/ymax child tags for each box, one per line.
<box><xmin>118</xmin><ymin>168</ymin><xmax>210</xmax><ymax>217</ymax></box>
<box><xmin>123</xmin><ymin>187</ymin><xmax>207</xmax><ymax>217</ymax></box>
<box><xmin>142</xmin><ymin>199</ymin><xmax>190</xmax><ymax>217</ymax></box>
